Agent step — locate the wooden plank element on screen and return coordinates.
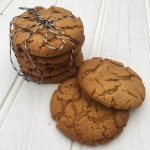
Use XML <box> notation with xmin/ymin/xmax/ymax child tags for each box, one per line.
<box><xmin>0</xmin><ymin>0</ymin><xmax>14</xmax><ymax>14</ymax></box>
<box><xmin>77</xmin><ymin>0</ymin><xmax>150</xmax><ymax>150</ymax></box>
<box><xmin>0</xmin><ymin>77</ymin><xmax>24</xmax><ymax>128</ymax></box>
<box><xmin>0</xmin><ymin>0</ymin><xmax>102</xmax><ymax>150</ymax></box>
<box><xmin>0</xmin><ymin>82</ymin><xmax>69</xmax><ymax>150</ymax></box>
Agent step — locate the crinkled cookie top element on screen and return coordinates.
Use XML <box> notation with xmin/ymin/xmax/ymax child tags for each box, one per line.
<box><xmin>12</xmin><ymin>6</ymin><xmax>84</xmax><ymax>57</ymax></box>
<box><xmin>78</xmin><ymin>57</ymin><xmax>145</xmax><ymax>110</ymax></box>
<box><xmin>50</xmin><ymin>78</ymin><xmax>129</xmax><ymax>145</ymax></box>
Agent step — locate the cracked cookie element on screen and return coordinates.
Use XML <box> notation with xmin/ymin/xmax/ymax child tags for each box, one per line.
<box><xmin>50</xmin><ymin>78</ymin><xmax>129</xmax><ymax>145</ymax></box>
<box><xmin>16</xmin><ymin>49</ymin><xmax>83</xmax><ymax>70</ymax></box>
<box><xmin>15</xmin><ymin>48</ymin><xmax>75</xmax><ymax>66</ymax></box>
<box><xmin>77</xmin><ymin>57</ymin><xmax>145</xmax><ymax>110</ymax></box>
<box><xmin>17</xmin><ymin>51</ymin><xmax>83</xmax><ymax>77</ymax></box>
<box><xmin>23</xmin><ymin>70</ymin><xmax>77</xmax><ymax>84</ymax></box>
<box><xmin>20</xmin><ymin>64</ymin><xmax>72</xmax><ymax>77</ymax></box>
<box><xmin>10</xmin><ymin>6</ymin><xmax>85</xmax><ymax>83</ymax></box>
<box><xmin>12</xmin><ymin>6</ymin><xmax>85</xmax><ymax>57</ymax></box>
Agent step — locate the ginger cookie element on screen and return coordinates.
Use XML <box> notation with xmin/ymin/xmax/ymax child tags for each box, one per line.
<box><xmin>16</xmin><ymin>51</ymin><xmax>73</xmax><ymax>71</ymax></box>
<box><xmin>16</xmin><ymin>49</ymin><xmax>83</xmax><ymax>70</ymax></box>
<box><xmin>15</xmin><ymin>47</ymin><xmax>81</xmax><ymax>65</ymax></box>
<box><xmin>50</xmin><ymin>78</ymin><xmax>129</xmax><ymax>145</ymax></box>
<box><xmin>17</xmin><ymin>50</ymin><xmax>83</xmax><ymax>77</ymax></box>
<box><xmin>20</xmin><ymin>64</ymin><xmax>70</xmax><ymax>77</ymax></box>
<box><xmin>22</xmin><ymin>69</ymin><xmax>77</xmax><ymax>84</ymax></box>
<box><xmin>77</xmin><ymin>57</ymin><xmax>145</xmax><ymax>110</ymax></box>
<box><xmin>11</xmin><ymin>6</ymin><xmax>85</xmax><ymax>57</ymax></box>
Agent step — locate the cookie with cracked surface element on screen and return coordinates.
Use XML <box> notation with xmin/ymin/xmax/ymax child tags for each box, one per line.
<box><xmin>12</xmin><ymin>6</ymin><xmax>85</xmax><ymax>57</ymax></box>
<box><xmin>16</xmin><ymin>51</ymin><xmax>73</xmax><ymax>71</ymax></box>
<box><xmin>16</xmin><ymin>49</ymin><xmax>83</xmax><ymax>71</ymax></box>
<box><xmin>17</xmin><ymin>50</ymin><xmax>83</xmax><ymax>77</ymax></box>
<box><xmin>22</xmin><ymin>69</ymin><xmax>77</xmax><ymax>84</ymax></box>
<box><xmin>77</xmin><ymin>57</ymin><xmax>145</xmax><ymax>110</ymax></box>
<box><xmin>20</xmin><ymin>64</ymin><xmax>71</xmax><ymax>77</ymax></box>
<box><xmin>50</xmin><ymin>78</ymin><xmax>129</xmax><ymax>145</ymax></box>
<box><xmin>15</xmin><ymin>46</ymin><xmax>81</xmax><ymax>65</ymax></box>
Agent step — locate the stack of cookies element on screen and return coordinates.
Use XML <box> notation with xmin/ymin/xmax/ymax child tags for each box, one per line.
<box><xmin>50</xmin><ymin>57</ymin><xmax>145</xmax><ymax>145</ymax></box>
<box><xmin>10</xmin><ymin>6</ymin><xmax>85</xmax><ymax>83</ymax></box>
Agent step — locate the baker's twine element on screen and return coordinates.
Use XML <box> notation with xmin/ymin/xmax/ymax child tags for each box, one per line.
<box><xmin>10</xmin><ymin>7</ymin><xmax>77</xmax><ymax>84</ymax></box>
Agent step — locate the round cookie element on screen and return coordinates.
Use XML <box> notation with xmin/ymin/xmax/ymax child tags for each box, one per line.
<box><xmin>22</xmin><ymin>69</ymin><xmax>77</xmax><ymax>84</ymax></box>
<box><xmin>20</xmin><ymin>64</ymin><xmax>70</xmax><ymax>77</ymax></box>
<box><xmin>16</xmin><ymin>51</ymin><xmax>70</xmax><ymax>71</ymax></box>
<box><xmin>17</xmin><ymin>50</ymin><xmax>83</xmax><ymax>78</ymax></box>
<box><xmin>77</xmin><ymin>57</ymin><xmax>145</xmax><ymax>110</ymax></box>
<box><xmin>50</xmin><ymin>78</ymin><xmax>129</xmax><ymax>145</ymax></box>
<box><xmin>11</xmin><ymin>6</ymin><xmax>85</xmax><ymax>57</ymax></box>
<box><xmin>15</xmin><ymin>46</ymin><xmax>81</xmax><ymax>65</ymax></box>
<box><xmin>16</xmin><ymin>49</ymin><xmax>83</xmax><ymax>71</ymax></box>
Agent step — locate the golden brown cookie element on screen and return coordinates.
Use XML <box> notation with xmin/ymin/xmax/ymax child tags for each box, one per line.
<box><xmin>50</xmin><ymin>78</ymin><xmax>129</xmax><ymax>145</ymax></box>
<box><xmin>16</xmin><ymin>51</ymin><xmax>70</xmax><ymax>71</ymax></box>
<box><xmin>17</xmin><ymin>50</ymin><xmax>83</xmax><ymax>78</ymax></box>
<box><xmin>77</xmin><ymin>57</ymin><xmax>145</xmax><ymax>110</ymax></box>
<box><xmin>16</xmin><ymin>49</ymin><xmax>83</xmax><ymax>71</ymax></box>
<box><xmin>22</xmin><ymin>69</ymin><xmax>77</xmax><ymax>84</ymax></box>
<box><xmin>12</xmin><ymin>6</ymin><xmax>85</xmax><ymax>57</ymax></box>
<box><xmin>20</xmin><ymin>64</ymin><xmax>70</xmax><ymax>77</ymax></box>
<box><xmin>15</xmin><ymin>47</ymin><xmax>81</xmax><ymax>65</ymax></box>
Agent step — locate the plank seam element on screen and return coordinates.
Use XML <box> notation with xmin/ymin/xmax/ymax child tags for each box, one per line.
<box><xmin>70</xmin><ymin>143</ymin><xmax>73</xmax><ymax>150</ymax></box>
<box><xmin>0</xmin><ymin>79</ymin><xmax>24</xmax><ymax>131</ymax></box>
<box><xmin>56</xmin><ymin>0</ymin><xmax>64</xmax><ymax>6</ymax></box>
<box><xmin>128</xmin><ymin>0</ymin><xmax>131</xmax><ymax>65</ymax></box>
<box><xmin>97</xmin><ymin>0</ymin><xmax>108</xmax><ymax>56</ymax></box>
<box><xmin>89</xmin><ymin>0</ymin><xmax>108</xmax><ymax>57</ymax></box>
<box><xmin>55</xmin><ymin>0</ymin><xmax>60</xmax><ymax>5</ymax></box>
<box><xmin>145</xmin><ymin>0</ymin><xmax>150</xmax><ymax>55</ymax></box>
<box><xmin>0</xmin><ymin>0</ymin><xmax>15</xmax><ymax>14</ymax></box>
<box><xmin>0</xmin><ymin>74</ymin><xmax>18</xmax><ymax>109</ymax></box>
<box><xmin>89</xmin><ymin>0</ymin><xmax>103</xmax><ymax>56</ymax></box>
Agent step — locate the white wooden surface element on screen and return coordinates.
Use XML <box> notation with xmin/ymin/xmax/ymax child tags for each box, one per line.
<box><xmin>0</xmin><ymin>0</ymin><xmax>150</xmax><ymax>150</ymax></box>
